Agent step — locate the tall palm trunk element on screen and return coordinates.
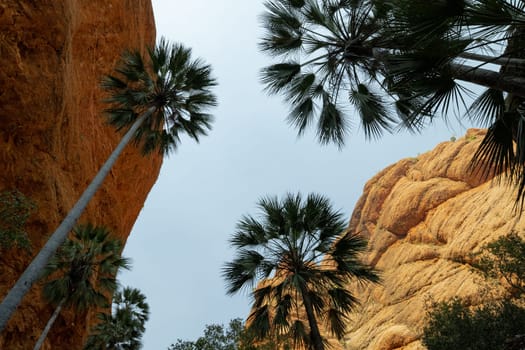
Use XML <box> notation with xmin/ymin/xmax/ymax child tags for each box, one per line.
<box><xmin>371</xmin><ymin>49</ymin><xmax>525</xmax><ymax>98</ymax></box>
<box><xmin>300</xmin><ymin>285</ymin><xmax>324</xmax><ymax>350</ymax></box>
<box><xmin>449</xmin><ymin>62</ymin><xmax>525</xmax><ymax>98</ymax></box>
<box><xmin>33</xmin><ymin>298</ymin><xmax>66</xmax><ymax>350</ymax></box>
<box><xmin>0</xmin><ymin>107</ymin><xmax>155</xmax><ymax>333</ymax></box>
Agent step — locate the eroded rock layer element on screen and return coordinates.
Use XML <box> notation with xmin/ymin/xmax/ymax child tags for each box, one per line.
<box><xmin>0</xmin><ymin>1</ymin><xmax>160</xmax><ymax>349</ymax></box>
<box><xmin>345</xmin><ymin>129</ymin><xmax>524</xmax><ymax>350</ymax></box>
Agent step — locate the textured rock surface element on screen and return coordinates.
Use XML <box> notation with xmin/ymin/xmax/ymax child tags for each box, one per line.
<box><xmin>0</xmin><ymin>1</ymin><xmax>159</xmax><ymax>349</ymax></box>
<box><xmin>344</xmin><ymin>129</ymin><xmax>524</xmax><ymax>350</ymax></box>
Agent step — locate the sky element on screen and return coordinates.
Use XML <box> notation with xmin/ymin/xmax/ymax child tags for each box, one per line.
<box><xmin>119</xmin><ymin>1</ymin><xmax>470</xmax><ymax>349</ymax></box>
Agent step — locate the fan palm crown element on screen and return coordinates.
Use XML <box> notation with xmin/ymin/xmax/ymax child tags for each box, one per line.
<box><xmin>42</xmin><ymin>224</ymin><xmax>130</xmax><ymax>311</ymax></box>
<box><xmin>260</xmin><ymin>0</ymin><xmax>392</xmax><ymax>145</ymax></box>
<box><xmin>102</xmin><ymin>37</ymin><xmax>218</xmax><ymax>155</ymax></box>
<box><xmin>223</xmin><ymin>193</ymin><xmax>379</xmax><ymax>350</ymax></box>
<box><xmin>84</xmin><ymin>286</ymin><xmax>149</xmax><ymax>350</ymax></box>
<box><xmin>33</xmin><ymin>224</ymin><xmax>130</xmax><ymax>350</ymax></box>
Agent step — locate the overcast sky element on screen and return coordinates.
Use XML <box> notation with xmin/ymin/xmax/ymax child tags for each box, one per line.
<box><xmin>119</xmin><ymin>1</ymin><xmax>469</xmax><ymax>349</ymax></box>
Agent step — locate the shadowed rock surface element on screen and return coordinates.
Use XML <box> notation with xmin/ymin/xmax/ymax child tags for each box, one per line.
<box><xmin>0</xmin><ymin>1</ymin><xmax>160</xmax><ymax>349</ymax></box>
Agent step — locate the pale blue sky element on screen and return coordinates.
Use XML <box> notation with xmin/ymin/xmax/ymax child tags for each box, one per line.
<box><xmin>119</xmin><ymin>1</ymin><xmax>469</xmax><ymax>349</ymax></box>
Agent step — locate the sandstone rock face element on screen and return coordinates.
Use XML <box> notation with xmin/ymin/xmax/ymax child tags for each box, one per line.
<box><xmin>0</xmin><ymin>1</ymin><xmax>160</xmax><ymax>349</ymax></box>
<box><xmin>344</xmin><ymin>129</ymin><xmax>524</xmax><ymax>350</ymax></box>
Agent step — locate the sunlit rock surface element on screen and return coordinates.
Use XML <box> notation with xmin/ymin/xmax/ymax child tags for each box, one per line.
<box><xmin>345</xmin><ymin>129</ymin><xmax>524</xmax><ymax>350</ymax></box>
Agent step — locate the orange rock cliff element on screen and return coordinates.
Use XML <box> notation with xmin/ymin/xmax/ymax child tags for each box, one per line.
<box><xmin>0</xmin><ymin>1</ymin><xmax>160</xmax><ymax>349</ymax></box>
<box><xmin>344</xmin><ymin>129</ymin><xmax>525</xmax><ymax>350</ymax></box>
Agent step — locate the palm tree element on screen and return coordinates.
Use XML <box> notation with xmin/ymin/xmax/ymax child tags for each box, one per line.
<box><xmin>0</xmin><ymin>38</ymin><xmax>217</xmax><ymax>332</ymax></box>
<box><xmin>84</xmin><ymin>286</ymin><xmax>149</xmax><ymax>350</ymax></box>
<box><xmin>261</xmin><ymin>0</ymin><xmax>525</xmax><ymax>141</ymax></box>
<box><xmin>260</xmin><ymin>0</ymin><xmax>525</xmax><ymax>201</ymax></box>
<box><xmin>222</xmin><ymin>193</ymin><xmax>379</xmax><ymax>350</ymax></box>
<box><xmin>380</xmin><ymin>0</ymin><xmax>525</xmax><ymax>205</ymax></box>
<box><xmin>33</xmin><ymin>224</ymin><xmax>130</xmax><ymax>350</ymax></box>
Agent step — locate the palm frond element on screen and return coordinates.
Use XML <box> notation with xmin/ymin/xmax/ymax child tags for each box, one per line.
<box><xmin>317</xmin><ymin>93</ymin><xmax>347</xmax><ymax>146</ymax></box>
<box><xmin>261</xmin><ymin>63</ymin><xmax>302</xmax><ymax>95</ymax></box>
<box><xmin>289</xmin><ymin>320</ymin><xmax>309</xmax><ymax>349</ymax></box>
<box><xmin>326</xmin><ymin>308</ymin><xmax>348</xmax><ymax>339</ymax></box>
<box><xmin>471</xmin><ymin>115</ymin><xmax>515</xmax><ymax>180</ymax></box>
<box><xmin>288</xmin><ymin>97</ymin><xmax>317</xmax><ymax>136</ymax></box>
<box><xmin>274</xmin><ymin>294</ymin><xmax>293</xmax><ymax>331</ymax></box>
<box><xmin>222</xmin><ymin>249</ymin><xmax>265</xmax><ymax>295</ymax></box>
<box><xmin>466</xmin><ymin>88</ymin><xmax>505</xmax><ymax>126</ymax></box>
<box><xmin>349</xmin><ymin>83</ymin><xmax>394</xmax><ymax>138</ymax></box>
<box><xmin>247</xmin><ymin>305</ymin><xmax>271</xmax><ymax>340</ymax></box>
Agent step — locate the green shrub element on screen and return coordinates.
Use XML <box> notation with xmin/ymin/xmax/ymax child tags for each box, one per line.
<box><xmin>422</xmin><ymin>298</ymin><xmax>525</xmax><ymax>350</ymax></box>
<box><xmin>0</xmin><ymin>189</ymin><xmax>36</xmax><ymax>250</ymax></box>
<box><xmin>474</xmin><ymin>232</ymin><xmax>525</xmax><ymax>298</ymax></box>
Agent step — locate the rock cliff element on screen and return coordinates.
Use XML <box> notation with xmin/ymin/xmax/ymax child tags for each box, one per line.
<box><xmin>345</xmin><ymin>129</ymin><xmax>524</xmax><ymax>350</ymax></box>
<box><xmin>0</xmin><ymin>1</ymin><xmax>160</xmax><ymax>349</ymax></box>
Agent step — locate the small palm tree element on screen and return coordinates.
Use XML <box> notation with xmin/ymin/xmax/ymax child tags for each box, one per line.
<box><xmin>84</xmin><ymin>286</ymin><xmax>149</xmax><ymax>350</ymax></box>
<box><xmin>33</xmin><ymin>224</ymin><xmax>130</xmax><ymax>350</ymax></box>
<box><xmin>223</xmin><ymin>193</ymin><xmax>379</xmax><ymax>350</ymax></box>
<box><xmin>0</xmin><ymin>38</ymin><xmax>217</xmax><ymax>331</ymax></box>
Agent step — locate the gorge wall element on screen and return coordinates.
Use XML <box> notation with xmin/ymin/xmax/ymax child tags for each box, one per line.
<box><xmin>344</xmin><ymin>129</ymin><xmax>524</xmax><ymax>350</ymax></box>
<box><xmin>0</xmin><ymin>1</ymin><xmax>161</xmax><ymax>349</ymax></box>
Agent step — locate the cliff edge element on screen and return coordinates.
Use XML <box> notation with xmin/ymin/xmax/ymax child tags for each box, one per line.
<box><xmin>345</xmin><ymin>129</ymin><xmax>524</xmax><ymax>350</ymax></box>
<box><xmin>0</xmin><ymin>1</ymin><xmax>160</xmax><ymax>349</ymax></box>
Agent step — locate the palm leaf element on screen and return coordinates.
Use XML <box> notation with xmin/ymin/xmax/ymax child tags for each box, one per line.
<box><xmin>317</xmin><ymin>93</ymin><xmax>347</xmax><ymax>146</ymax></box>
<box><xmin>261</xmin><ymin>63</ymin><xmax>302</xmax><ymax>94</ymax></box>
<box><xmin>471</xmin><ymin>115</ymin><xmax>515</xmax><ymax>180</ymax></box>
<box><xmin>349</xmin><ymin>83</ymin><xmax>394</xmax><ymax>138</ymax></box>
<box><xmin>466</xmin><ymin>88</ymin><xmax>505</xmax><ymax>126</ymax></box>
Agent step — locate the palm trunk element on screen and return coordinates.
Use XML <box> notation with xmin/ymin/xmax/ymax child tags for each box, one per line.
<box><xmin>450</xmin><ymin>62</ymin><xmax>525</xmax><ymax>98</ymax></box>
<box><xmin>300</xmin><ymin>285</ymin><xmax>324</xmax><ymax>350</ymax></box>
<box><xmin>0</xmin><ymin>107</ymin><xmax>155</xmax><ymax>333</ymax></box>
<box><xmin>458</xmin><ymin>52</ymin><xmax>525</xmax><ymax>67</ymax></box>
<box><xmin>371</xmin><ymin>48</ymin><xmax>525</xmax><ymax>98</ymax></box>
<box><xmin>33</xmin><ymin>298</ymin><xmax>65</xmax><ymax>350</ymax></box>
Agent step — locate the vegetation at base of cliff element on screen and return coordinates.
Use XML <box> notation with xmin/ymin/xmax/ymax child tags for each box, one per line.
<box><xmin>168</xmin><ymin>318</ymin><xmax>286</xmax><ymax>350</ymax></box>
<box><xmin>473</xmin><ymin>231</ymin><xmax>525</xmax><ymax>298</ymax></box>
<box><xmin>423</xmin><ymin>232</ymin><xmax>525</xmax><ymax>350</ymax></box>
<box><xmin>422</xmin><ymin>298</ymin><xmax>525</xmax><ymax>350</ymax></box>
<box><xmin>222</xmin><ymin>192</ymin><xmax>379</xmax><ymax>350</ymax></box>
<box><xmin>0</xmin><ymin>189</ymin><xmax>36</xmax><ymax>251</ymax></box>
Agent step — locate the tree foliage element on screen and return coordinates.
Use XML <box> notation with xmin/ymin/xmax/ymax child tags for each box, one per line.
<box><xmin>41</xmin><ymin>224</ymin><xmax>130</xmax><ymax>311</ymax></box>
<box><xmin>0</xmin><ymin>189</ymin><xmax>35</xmax><ymax>251</ymax></box>
<box><xmin>474</xmin><ymin>231</ymin><xmax>525</xmax><ymax>298</ymax></box>
<box><xmin>423</xmin><ymin>232</ymin><xmax>525</xmax><ymax>350</ymax></box>
<box><xmin>168</xmin><ymin>318</ymin><xmax>283</xmax><ymax>350</ymax></box>
<box><xmin>223</xmin><ymin>193</ymin><xmax>379</xmax><ymax>350</ymax></box>
<box><xmin>260</xmin><ymin>0</ymin><xmax>525</xmax><ymax>204</ymax></box>
<box><xmin>102</xmin><ymin>37</ymin><xmax>218</xmax><ymax>155</ymax></box>
<box><xmin>35</xmin><ymin>224</ymin><xmax>130</xmax><ymax>349</ymax></box>
<box><xmin>84</xmin><ymin>286</ymin><xmax>149</xmax><ymax>350</ymax></box>
<box><xmin>422</xmin><ymin>298</ymin><xmax>525</xmax><ymax>350</ymax></box>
